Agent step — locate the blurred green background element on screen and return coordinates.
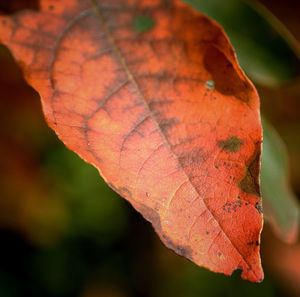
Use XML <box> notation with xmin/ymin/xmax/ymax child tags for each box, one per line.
<box><xmin>0</xmin><ymin>0</ymin><xmax>300</xmax><ymax>296</ymax></box>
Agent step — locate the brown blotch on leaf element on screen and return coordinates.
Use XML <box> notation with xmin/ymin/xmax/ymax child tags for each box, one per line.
<box><xmin>247</xmin><ymin>240</ymin><xmax>260</xmax><ymax>246</ymax></box>
<box><xmin>222</xmin><ymin>200</ymin><xmax>243</xmax><ymax>213</ymax></box>
<box><xmin>239</xmin><ymin>147</ymin><xmax>261</xmax><ymax>196</ymax></box>
<box><xmin>162</xmin><ymin>234</ymin><xmax>193</xmax><ymax>260</ymax></box>
<box><xmin>203</xmin><ymin>46</ymin><xmax>252</xmax><ymax>103</ymax></box>
<box><xmin>178</xmin><ymin>149</ymin><xmax>207</xmax><ymax>167</ymax></box>
<box><xmin>218</xmin><ymin>136</ymin><xmax>243</xmax><ymax>152</ymax></box>
<box><xmin>160</xmin><ymin>117</ymin><xmax>179</xmax><ymax>134</ymax></box>
<box><xmin>255</xmin><ymin>202</ymin><xmax>263</xmax><ymax>214</ymax></box>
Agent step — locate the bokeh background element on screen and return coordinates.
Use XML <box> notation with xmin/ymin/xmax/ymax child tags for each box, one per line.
<box><xmin>0</xmin><ymin>0</ymin><xmax>300</xmax><ymax>296</ymax></box>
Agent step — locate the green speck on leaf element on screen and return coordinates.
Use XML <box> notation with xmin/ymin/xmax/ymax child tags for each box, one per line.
<box><xmin>133</xmin><ymin>15</ymin><xmax>155</xmax><ymax>33</ymax></box>
<box><xmin>205</xmin><ymin>80</ymin><xmax>215</xmax><ymax>90</ymax></box>
<box><xmin>218</xmin><ymin>136</ymin><xmax>243</xmax><ymax>152</ymax></box>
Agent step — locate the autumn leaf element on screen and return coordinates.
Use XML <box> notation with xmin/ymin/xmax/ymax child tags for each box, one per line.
<box><xmin>0</xmin><ymin>0</ymin><xmax>263</xmax><ymax>281</ymax></box>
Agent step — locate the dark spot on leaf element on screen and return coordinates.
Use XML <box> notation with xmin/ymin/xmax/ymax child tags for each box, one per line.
<box><xmin>255</xmin><ymin>202</ymin><xmax>263</xmax><ymax>214</ymax></box>
<box><xmin>239</xmin><ymin>147</ymin><xmax>261</xmax><ymax>196</ymax></box>
<box><xmin>222</xmin><ymin>200</ymin><xmax>243</xmax><ymax>213</ymax></box>
<box><xmin>162</xmin><ymin>234</ymin><xmax>193</xmax><ymax>260</ymax></box>
<box><xmin>218</xmin><ymin>136</ymin><xmax>243</xmax><ymax>152</ymax></box>
<box><xmin>247</xmin><ymin>240</ymin><xmax>260</xmax><ymax>247</ymax></box>
<box><xmin>178</xmin><ymin>149</ymin><xmax>207</xmax><ymax>167</ymax></box>
<box><xmin>133</xmin><ymin>15</ymin><xmax>155</xmax><ymax>33</ymax></box>
<box><xmin>159</xmin><ymin>117</ymin><xmax>179</xmax><ymax>134</ymax></box>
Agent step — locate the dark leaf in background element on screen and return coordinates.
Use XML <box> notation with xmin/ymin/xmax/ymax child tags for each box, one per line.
<box><xmin>261</xmin><ymin>118</ymin><xmax>299</xmax><ymax>243</ymax></box>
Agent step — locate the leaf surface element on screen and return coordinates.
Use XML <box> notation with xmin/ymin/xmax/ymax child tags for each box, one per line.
<box><xmin>0</xmin><ymin>0</ymin><xmax>263</xmax><ymax>281</ymax></box>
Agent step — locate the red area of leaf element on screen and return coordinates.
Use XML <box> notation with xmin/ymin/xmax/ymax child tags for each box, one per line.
<box><xmin>0</xmin><ymin>0</ymin><xmax>263</xmax><ymax>281</ymax></box>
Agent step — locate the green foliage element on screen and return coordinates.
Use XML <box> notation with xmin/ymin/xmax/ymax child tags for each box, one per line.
<box><xmin>45</xmin><ymin>146</ymin><xmax>128</xmax><ymax>242</ymax></box>
<box><xmin>262</xmin><ymin>119</ymin><xmax>299</xmax><ymax>242</ymax></box>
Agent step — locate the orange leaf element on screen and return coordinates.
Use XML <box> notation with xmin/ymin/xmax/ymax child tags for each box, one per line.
<box><xmin>0</xmin><ymin>0</ymin><xmax>263</xmax><ymax>281</ymax></box>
